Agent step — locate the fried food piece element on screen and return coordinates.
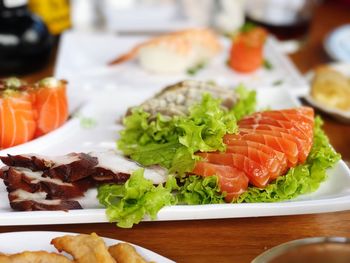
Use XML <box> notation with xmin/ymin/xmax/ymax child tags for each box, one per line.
<box><xmin>51</xmin><ymin>233</ymin><xmax>116</xmax><ymax>263</ymax></box>
<box><xmin>108</xmin><ymin>243</ymin><xmax>148</xmax><ymax>263</ymax></box>
<box><xmin>311</xmin><ymin>66</ymin><xmax>350</xmax><ymax>111</ymax></box>
<box><xmin>0</xmin><ymin>251</ymin><xmax>73</xmax><ymax>263</ymax></box>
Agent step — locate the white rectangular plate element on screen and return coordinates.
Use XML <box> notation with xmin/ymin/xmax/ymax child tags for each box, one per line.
<box><xmin>54</xmin><ymin>31</ymin><xmax>308</xmax><ymax>96</ymax></box>
<box><xmin>0</xmin><ymin>88</ymin><xmax>349</xmax><ymax>226</ymax></box>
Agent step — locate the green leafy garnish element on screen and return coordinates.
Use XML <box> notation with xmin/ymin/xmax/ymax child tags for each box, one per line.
<box><xmin>73</xmin><ymin>113</ymin><xmax>97</xmax><ymax>129</ymax></box>
<box><xmin>98</xmin><ymin>169</ymin><xmax>175</xmax><ymax>228</ymax></box>
<box><xmin>117</xmin><ymin>91</ymin><xmax>254</xmax><ymax>174</ymax></box>
<box><xmin>263</xmin><ymin>59</ymin><xmax>273</xmax><ymax>70</ymax></box>
<box><xmin>240</xmin><ymin>22</ymin><xmax>257</xmax><ymax>33</ymax></box>
<box><xmin>272</xmin><ymin>80</ymin><xmax>284</xmax><ymax>86</ymax></box>
<box><xmin>176</xmin><ymin>175</ymin><xmax>225</xmax><ymax>205</ymax></box>
<box><xmin>187</xmin><ymin>62</ymin><xmax>207</xmax><ymax>75</ymax></box>
<box><xmin>230</xmin><ymin>84</ymin><xmax>257</xmax><ymax>120</ymax></box>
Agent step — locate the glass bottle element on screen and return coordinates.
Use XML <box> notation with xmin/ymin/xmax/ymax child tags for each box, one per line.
<box><xmin>0</xmin><ymin>0</ymin><xmax>54</xmax><ymax>75</ymax></box>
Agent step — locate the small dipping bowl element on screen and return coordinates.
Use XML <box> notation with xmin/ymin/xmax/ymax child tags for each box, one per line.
<box><xmin>252</xmin><ymin>237</ymin><xmax>350</xmax><ymax>263</ymax></box>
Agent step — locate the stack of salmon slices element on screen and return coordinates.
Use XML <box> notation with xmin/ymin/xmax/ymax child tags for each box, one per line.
<box><xmin>0</xmin><ymin>77</ymin><xmax>68</xmax><ymax>149</ymax></box>
<box><xmin>192</xmin><ymin>107</ymin><xmax>315</xmax><ymax>202</ymax></box>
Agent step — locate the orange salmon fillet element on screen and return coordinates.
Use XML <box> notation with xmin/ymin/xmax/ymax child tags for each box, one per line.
<box><xmin>0</xmin><ymin>93</ymin><xmax>36</xmax><ymax>149</ymax></box>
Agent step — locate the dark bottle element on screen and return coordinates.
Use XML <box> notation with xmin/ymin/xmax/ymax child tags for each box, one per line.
<box><xmin>0</xmin><ymin>0</ymin><xmax>53</xmax><ymax>75</ymax></box>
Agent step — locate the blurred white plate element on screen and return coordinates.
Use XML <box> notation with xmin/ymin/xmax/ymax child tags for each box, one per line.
<box><xmin>0</xmin><ymin>231</ymin><xmax>174</xmax><ymax>262</ymax></box>
<box><xmin>304</xmin><ymin>62</ymin><xmax>350</xmax><ymax>123</ymax></box>
<box><xmin>324</xmin><ymin>24</ymin><xmax>350</xmax><ymax>62</ymax></box>
<box><xmin>54</xmin><ymin>31</ymin><xmax>308</xmax><ymax>96</ymax></box>
<box><xmin>0</xmin><ymin>88</ymin><xmax>349</xmax><ymax>226</ymax></box>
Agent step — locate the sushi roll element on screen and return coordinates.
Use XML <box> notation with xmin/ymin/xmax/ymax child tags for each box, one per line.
<box><xmin>31</xmin><ymin>77</ymin><xmax>69</xmax><ymax>137</ymax></box>
<box><xmin>229</xmin><ymin>26</ymin><xmax>267</xmax><ymax>73</ymax></box>
<box><xmin>0</xmin><ymin>78</ymin><xmax>36</xmax><ymax>149</ymax></box>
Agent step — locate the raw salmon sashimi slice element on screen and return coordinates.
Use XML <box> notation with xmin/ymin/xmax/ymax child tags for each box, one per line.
<box><xmin>239</xmin><ymin>116</ymin><xmax>313</xmax><ymax>144</ymax></box>
<box><xmin>192</xmin><ymin>161</ymin><xmax>249</xmax><ymax>202</ymax></box>
<box><xmin>225</xmin><ymin>144</ymin><xmax>285</xmax><ymax>180</ymax></box>
<box><xmin>225</xmin><ymin>140</ymin><xmax>288</xmax><ymax>179</ymax></box>
<box><xmin>239</xmin><ymin>123</ymin><xmax>309</xmax><ymax>143</ymax></box>
<box><xmin>31</xmin><ymin>78</ymin><xmax>68</xmax><ymax>137</ymax></box>
<box><xmin>239</xmin><ymin>127</ymin><xmax>310</xmax><ymax>163</ymax></box>
<box><xmin>262</xmin><ymin>107</ymin><xmax>314</xmax><ymax>120</ymax></box>
<box><xmin>197</xmin><ymin>152</ymin><xmax>270</xmax><ymax>188</ymax></box>
<box><xmin>250</xmin><ymin>107</ymin><xmax>314</xmax><ymax>124</ymax></box>
<box><xmin>249</xmin><ymin>110</ymin><xmax>314</xmax><ymax>136</ymax></box>
<box><xmin>190</xmin><ymin>107</ymin><xmax>315</xmax><ymax>201</ymax></box>
<box><xmin>0</xmin><ymin>92</ymin><xmax>36</xmax><ymax>149</ymax></box>
<box><xmin>224</xmin><ymin>133</ymin><xmax>299</xmax><ymax>167</ymax></box>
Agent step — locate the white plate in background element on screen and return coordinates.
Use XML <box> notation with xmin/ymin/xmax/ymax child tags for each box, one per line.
<box><xmin>54</xmin><ymin>31</ymin><xmax>307</xmax><ymax>96</ymax></box>
<box><xmin>0</xmin><ymin>231</ymin><xmax>174</xmax><ymax>263</ymax></box>
<box><xmin>0</xmin><ymin>88</ymin><xmax>349</xmax><ymax>226</ymax></box>
<box><xmin>324</xmin><ymin>24</ymin><xmax>350</xmax><ymax>63</ymax></box>
<box><xmin>304</xmin><ymin>62</ymin><xmax>350</xmax><ymax>123</ymax></box>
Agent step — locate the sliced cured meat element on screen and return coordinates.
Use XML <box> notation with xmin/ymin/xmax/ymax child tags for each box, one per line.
<box><xmin>89</xmin><ymin>151</ymin><xmax>167</xmax><ymax>185</ymax></box>
<box><xmin>0</xmin><ymin>153</ymin><xmax>98</xmax><ymax>182</ymax></box>
<box><xmin>0</xmin><ymin>167</ymin><xmax>89</xmax><ymax>199</ymax></box>
<box><xmin>8</xmin><ymin>190</ymin><xmax>82</xmax><ymax>211</ymax></box>
<box><xmin>0</xmin><ymin>151</ymin><xmax>169</xmax><ymax>211</ymax></box>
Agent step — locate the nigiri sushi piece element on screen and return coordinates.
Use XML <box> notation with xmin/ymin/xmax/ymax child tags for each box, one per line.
<box><xmin>109</xmin><ymin>28</ymin><xmax>222</xmax><ymax>74</ymax></box>
<box><xmin>30</xmin><ymin>77</ymin><xmax>68</xmax><ymax>137</ymax></box>
<box><xmin>192</xmin><ymin>161</ymin><xmax>249</xmax><ymax>202</ymax></box>
<box><xmin>0</xmin><ymin>78</ymin><xmax>36</xmax><ymax>149</ymax></box>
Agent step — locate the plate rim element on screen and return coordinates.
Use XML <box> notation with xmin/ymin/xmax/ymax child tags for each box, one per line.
<box><xmin>0</xmin><ymin>230</ymin><xmax>175</xmax><ymax>262</ymax></box>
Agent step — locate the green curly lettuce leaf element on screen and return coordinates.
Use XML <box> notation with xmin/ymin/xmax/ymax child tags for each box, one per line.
<box><xmin>97</xmin><ymin>169</ymin><xmax>175</xmax><ymax>228</ymax></box>
<box><xmin>230</xmin><ymin>84</ymin><xmax>257</xmax><ymax>120</ymax></box>
<box><xmin>175</xmin><ymin>175</ymin><xmax>226</xmax><ymax>205</ymax></box>
<box><xmin>117</xmin><ymin>90</ymin><xmax>256</xmax><ymax>174</ymax></box>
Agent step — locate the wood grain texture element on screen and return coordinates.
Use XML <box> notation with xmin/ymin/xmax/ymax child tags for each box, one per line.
<box><xmin>1</xmin><ymin>1</ymin><xmax>350</xmax><ymax>263</ymax></box>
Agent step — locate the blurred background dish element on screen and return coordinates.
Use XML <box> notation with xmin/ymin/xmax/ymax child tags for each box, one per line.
<box><xmin>324</xmin><ymin>24</ymin><xmax>350</xmax><ymax>63</ymax></box>
<box><xmin>252</xmin><ymin>237</ymin><xmax>350</xmax><ymax>263</ymax></box>
<box><xmin>304</xmin><ymin>62</ymin><xmax>350</xmax><ymax>123</ymax></box>
<box><xmin>53</xmin><ymin>31</ymin><xmax>307</xmax><ymax>94</ymax></box>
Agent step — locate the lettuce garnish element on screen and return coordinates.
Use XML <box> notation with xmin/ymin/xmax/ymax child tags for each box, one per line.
<box><xmin>97</xmin><ymin>169</ymin><xmax>175</xmax><ymax>228</ymax></box>
<box><xmin>118</xmin><ymin>93</ymin><xmax>241</xmax><ymax>175</ymax></box>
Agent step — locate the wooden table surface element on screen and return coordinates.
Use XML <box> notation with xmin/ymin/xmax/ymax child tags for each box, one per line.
<box><xmin>1</xmin><ymin>1</ymin><xmax>350</xmax><ymax>263</ymax></box>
